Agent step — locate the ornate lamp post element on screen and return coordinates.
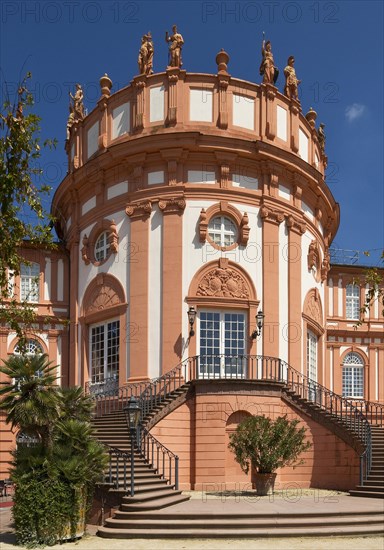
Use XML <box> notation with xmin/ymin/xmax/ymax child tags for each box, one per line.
<box><xmin>187</xmin><ymin>306</ymin><xmax>197</xmax><ymax>336</ymax></box>
<box><xmin>251</xmin><ymin>310</ymin><xmax>265</xmax><ymax>339</ymax></box>
<box><xmin>124</xmin><ymin>396</ymin><xmax>141</xmax><ymax>497</ymax></box>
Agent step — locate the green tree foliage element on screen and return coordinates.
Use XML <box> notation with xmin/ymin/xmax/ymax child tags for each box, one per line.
<box><xmin>354</xmin><ymin>252</ymin><xmax>384</xmax><ymax>327</ymax></box>
<box><xmin>228</xmin><ymin>415</ymin><xmax>311</xmax><ymax>474</ymax></box>
<box><xmin>58</xmin><ymin>386</ymin><xmax>95</xmax><ymax>422</ymax></box>
<box><xmin>0</xmin><ymin>73</ymin><xmax>56</xmax><ymax>341</ymax></box>
<box><xmin>0</xmin><ymin>354</ymin><xmax>108</xmax><ymax>547</ymax></box>
<box><xmin>0</xmin><ymin>354</ymin><xmax>60</xmax><ymax>448</ymax></box>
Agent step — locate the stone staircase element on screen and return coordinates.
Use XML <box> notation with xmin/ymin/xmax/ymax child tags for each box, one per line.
<box><xmin>350</xmin><ymin>426</ymin><xmax>384</xmax><ymax>499</ymax></box>
<box><xmin>92</xmin><ymin>410</ymin><xmax>189</xmax><ymax>510</ymax></box>
<box><xmin>142</xmin><ymin>384</ymin><xmax>191</xmax><ymax>430</ymax></box>
<box><xmin>282</xmin><ymin>388</ymin><xmax>365</xmax><ymax>453</ymax></box>
<box><xmin>97</xmin><ymin>502</ymin><xmax>384</xmax><ymax>538</ymax></box>
<box><xmin>90</xmin><ymin>355</ymin><xmax>383</xmax><ymax>538</ymax></box>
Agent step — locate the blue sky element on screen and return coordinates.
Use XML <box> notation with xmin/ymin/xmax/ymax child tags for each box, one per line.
<box><xmin>1</xmin><ymin>0</ymin><xmax>383</xmax><ymax>265</ymax></box>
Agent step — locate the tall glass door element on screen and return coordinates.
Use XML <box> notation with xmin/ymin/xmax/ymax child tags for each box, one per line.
<box><xmin>198</xmin><ymin>311</ymin><xmax>246</xmax><ymax>378</ymax></box>
<box><xmin>306</xmin><ymin>329</ymin><xmax>317</xmax><ymax>400</ymax></box>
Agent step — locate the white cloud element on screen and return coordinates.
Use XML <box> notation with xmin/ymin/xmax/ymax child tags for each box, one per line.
<box><xmin>345</xmin><ymin>103</ymin><xmax>366</xmax><ymax>122</ymax></box>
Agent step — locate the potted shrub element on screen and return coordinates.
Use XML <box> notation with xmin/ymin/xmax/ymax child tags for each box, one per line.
<box><xmin>0</xmin><ymin>354</ymin><xmax>108</xmax><ymax>546</ymax></box>
<box><xmin>228</xmin><ymin>415</ymin><xmax>311</xmax><ymax>495</ymax></box>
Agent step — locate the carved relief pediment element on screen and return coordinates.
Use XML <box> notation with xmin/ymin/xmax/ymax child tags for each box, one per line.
<box><xmin>84</xmin><ymin>282</ymin><xmax>121</xmax><ymax>316</ymax></box>
<box><xmin>197</xmin><ymin>267</ymin><xmax>250</xmax><ymax>299</ymax></box>
<box><xmin>304</xmin><ymin>289</ymin><xmax>323</xmax><ymax>326</ymax></box>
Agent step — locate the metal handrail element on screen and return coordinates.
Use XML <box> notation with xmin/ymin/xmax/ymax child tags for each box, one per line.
<box><xmin>90</xmin><ymin>379</ymin><xmax>152</xmax><ymax>417</ymax></box>
<box><xmin>94</xmin><ymin>354</ymin><xmax>374</xmax><ymax>486</ymax></box>
<box><xmin>104</xmin><ymin>445</ymin><xmax>132</xmax><ymax>492</ymax></box>
<box><xmin>349</xmin><ymin>400</ymin><xmax>384</xmax><ymax>427</ymax></box>
<box><xmin>139</xmin><ymin>428</ymin><xmax>179</xmax><ymax>490</ymax></box>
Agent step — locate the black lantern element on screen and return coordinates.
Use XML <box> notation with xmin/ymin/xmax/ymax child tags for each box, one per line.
<box><xmin>187</xmin><ymin>306</ymin><xmax>197</xmax><ymax>336</ymax></box>
<box><xmin>251</xmin><ymin>310</ymin><xmax>265</xmax><ymax>339</ymax></box>
<box><xmin>124</xmin><ymin>396</ymin><xmax>141</xmax><ymax>434</ymax></box>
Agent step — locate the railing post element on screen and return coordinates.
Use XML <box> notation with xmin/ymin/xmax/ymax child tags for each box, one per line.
<box><xmin>130</xmin><ymin>431</ymin><xmax>135</xmax><ymax>497</ymax></box>
<box><xmin>109</xmin><ymin>450</ymin><xmax>113</xmax><ymax>483</ymax></box>
<box><xmin>360</xmin><ymin>455</ymin><xmax>363</xmax><ymax>486</ymax></box>
<box><xmin>175</xmin><ymin>456</ymin><xmax>179</xmax><ymax>490</ymax></box>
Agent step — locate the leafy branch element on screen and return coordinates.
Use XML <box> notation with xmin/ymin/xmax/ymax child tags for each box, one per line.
<box><xmin>0</xmin><ymin>73</ymin><xmax>57</xmax><ymax>339</ymax></box>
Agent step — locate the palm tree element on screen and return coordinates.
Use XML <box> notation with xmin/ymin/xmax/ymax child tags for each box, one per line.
<box><xmin>58</xmin><ymin>386</ymin><xmax>95</xmax><ymax>422</ymax></box>
<box><xmin>1</xmin><ymin>354</ymin><xmax>108</xmax><ymax>545</ymax></box>
<box><xmin>0</xmin><ymin>354</ymin><xmax>60</xmax><ymax>449</ymax></box>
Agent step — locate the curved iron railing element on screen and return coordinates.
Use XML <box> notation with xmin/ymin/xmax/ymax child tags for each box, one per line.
<box><xmin>350</xmin><ymin>400</ymin><xmax>384</xmax><ymax>427</ymax></box>
<box><xmin>102</xmin><ymin>431</ymin><xmax>179</xmax><ymax>494</ymax></box>
<box><xmin>140</xmin><ymin>428</ymin><xmax>179</xmax><ymax>490</ymax></box>
<box><xmin>92</xmin><ymin>354</ymin><xmax>374</xmax><ymax>486</ymax></box>
<box><xmin>88</xmin><ymin>379</ymin><xmax>151</xmax><ymax>417</ymax></box>
<box><xmin>104</xmin><ymin>445</ymin><xmax>132</xmax><ymax>492</ymax></box>
<box><xmin>139</xmin><ymin>360</ymin><xmax>193</xmax><ymax>421</ymax></box>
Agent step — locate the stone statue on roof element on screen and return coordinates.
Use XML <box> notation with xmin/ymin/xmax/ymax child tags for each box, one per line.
<box><xmin>66</xmin><ymin>104</ymin><xmax>75</xmax><ymax>140</ymax></box>
<box><xmin>259</xmin><ymin>33</ymin><xmax>279</xmax><ymax>85</ymax></box>
<box><xmin>317</xmin><ymin>123</ymin><xmax>326</xmax><ymax>153</ymax></box>
<box><xmin>138</xmin><ymin>32</ymin><xmax>154</xmax><ymax>75</ymax></box>
<box><xmin>165</xmin><ymin>25</ymin><xmax>184</xmax><ymax>68</ymax></box>
<box><xmin>69</xmin><ymin>83</ymin><xmax>85</xmax><ymax>121</ymax></box>
<box><xmin>284</xmin><ymin>56</ymin><xmax>301</xmax><ymax>101</ymax></box>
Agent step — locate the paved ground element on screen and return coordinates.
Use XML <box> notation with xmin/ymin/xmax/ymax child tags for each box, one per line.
<box><xmin>1</xmin><ymin>491</ymin><xmax>383</xmax><ymax>550</ymax></box>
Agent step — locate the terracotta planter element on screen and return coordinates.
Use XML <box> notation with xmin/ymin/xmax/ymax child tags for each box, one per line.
<box><xmin>61</xmin><ymin>488</ymin><xmax>86</xmax><ymax>540</ymax></box>
<box><xmin>253</xmin><ymin>472</ymin><xmax>277</xmax><ymax>496</ymax></box>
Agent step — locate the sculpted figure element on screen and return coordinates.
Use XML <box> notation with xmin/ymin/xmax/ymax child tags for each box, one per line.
<box><xmin>165</xmin><ymin>25</ymin><xmax>184</xmax><ymax>68</ymax></box>
<box><xmin>138</xmin><ymin>32</ymin><xmax>154</xmax><ymax>75</ymax></box>
<box><xmin>259</xmin><ymin>34</ymin><xmax>279</xmax><ymax>85</ymax></box>
<box><xmin>317</xmin><ymin>123</ymin><xmax>326</xmax><ymax>153</ymax></box>
<box><xmin>284</xmin><ymin>56</ymin><xmax>301</xmax><ymax>101</ymax></box>
<box><xmin>66</xmin><ymin>104</ymin><xmax>75</xmax><ymax>140</ymax></box>
<box><xmin>69</xmin><ymin>83</ymin><xmax>85</xmax><ymax>121</ymax></box>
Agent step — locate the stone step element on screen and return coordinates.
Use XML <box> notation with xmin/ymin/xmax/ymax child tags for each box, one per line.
<box><xmin>117</xmin><ymin>493</ymin><xmax>191</xmax><ymax>512</ymax></box>
<box><xmin>97</xmin><ymin>523</ymin><xmax>384</xmax><ymax>539</ymax></box>
<box><xmin>121</xmin><ymin>489</ymin><xmax>185</xmax><ymax>506</ymax></box>
<box><xmin>366</xmin><ymin>476</ymin><xmax>384</xmax><ymax>483</ymax></box>
<box><xmin>349</xmin><ymin>489</ymin><xmax>384</xmax><ymax>499</ymax></box>
<box><xmin>123</xmin><ymin>482</ymin><xmax>172</xmax><ymax>494</ymax></box>
<box><xmin>104</xmin><ymin>513</ymin><xmax>383</xmax><ymax>530</ymax></box>
<box><xmin>362</xmin><ymin>484</ymin><xmax>384</xmax><ymax>490</ymax></box>
<box><xmin>108</xmin><ymin>458</ymin><xmax>150</xmax><ymax>466</ymax></box>
<box><xmin>369</xmin><ymin>469</ymin><xmax>384</xmax><ymax>475</ymax></box>
<box><xmin>107</xmin><ymin>472</ymin><xmax>163</xmax><ymax>482</ymax></box>
<box><xmin>353</xmin><ymin>484</ymin><xmax>384</xmax><ymax>493</ymax></box>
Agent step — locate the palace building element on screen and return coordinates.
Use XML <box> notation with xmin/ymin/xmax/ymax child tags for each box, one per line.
<box><xmin>1</xmin><ymin>46</ymin><xmax>383</xmax><ymax>496</ymax></box>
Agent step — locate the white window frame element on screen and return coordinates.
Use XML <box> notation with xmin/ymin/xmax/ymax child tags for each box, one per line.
<box><xmin>94</xmin><ymin>231</ymin><xmax>110</xmax><ymax>262</ymax></box>
<box><xmin>208</xmin><ymin>216</ymin><xmax>238</xmax><ymax>248</ymax></box>
<box><xmin>198</xmin><ymin>309</ymin><xmax>247</xmax><ymax>378</ymax></box>
<box><xmin>90</xmin><ymin>319</ymin><xmax>120</xmax><ymax>385</ymax></box>
<box><xmin>20</xmin><ymin>262</ymin><xmax>40</xmax><ymax>302</ymax></box>
<box><xmin>14</xmin><ymin>339</ymin><xmax>44</xmax><ymax>382</ymax></box>
<box><xmin>342</xmin><ymin>352</ymin><xmax>364</xmax><ymax>398</ymax></box>
<box><xmin>306</xmin><ymin>329</ymin><xmax>317</xmax><ymax>382</ymax></box>
<box><xmin>14</xmin><ymin>339</ymin><xmax>43</xmax><ymax>356</ymax></box>
<box><xmin>346</xmin><ymin>284</ymin><xmax>360</xmax><ymax>320</ymax></box>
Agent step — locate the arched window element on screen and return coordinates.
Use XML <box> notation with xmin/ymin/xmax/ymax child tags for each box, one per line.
<box><xmin>208</xmin><ymin>216</ymin><xmax>238</xmax><ymax>247</ymax></box>
<box><xmin>94</xmin><ymin>231</ymin><xmax>111</xmax><ymax>262</ymax></box>
<box><xmin>342</xmin><ymin>352</ymin><xmax>364</xmax><ymax>398</ymax></box>
<box><xmin>14</xmin><ymin>339</ymin><xmax>43</xmax><ymax>356</ymax></box>
<box><xmin>20</xmin><ymin>262</ymin><xmax>40</xmax><ymax>302</ymax></box>
<box><xmin>346</xmin><ymin>284</ymin><xmax>360</xmax><ymax>320</ymax></box>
